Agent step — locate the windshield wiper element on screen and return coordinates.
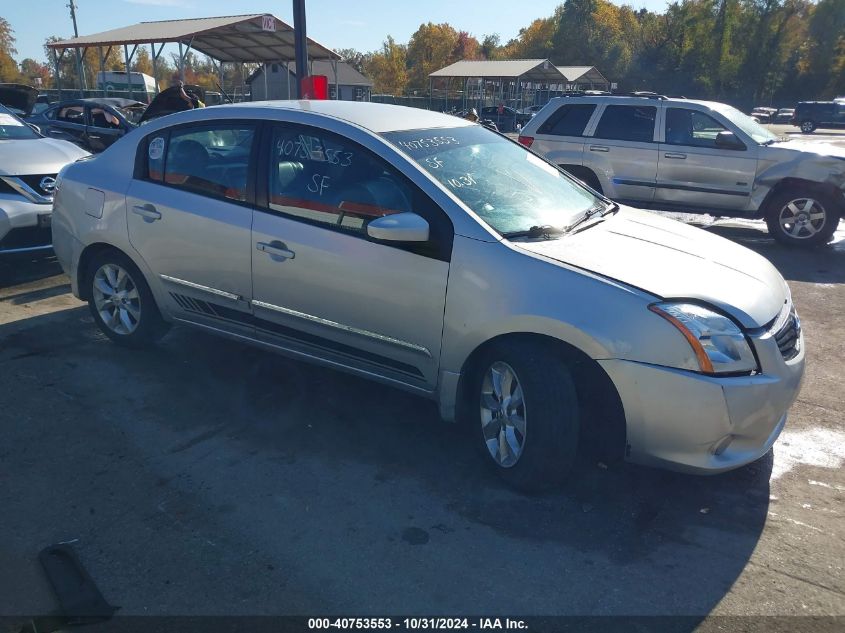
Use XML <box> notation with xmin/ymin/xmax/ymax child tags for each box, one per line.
<box><xmin>502</xmin><ymin>224</ymin><xmax>565</xmax><ymax>239</ymax></box>
<box><xmin>565</xmin><ymin>202</ymin><xmax>619</xmax><ymax>233</ymax></box>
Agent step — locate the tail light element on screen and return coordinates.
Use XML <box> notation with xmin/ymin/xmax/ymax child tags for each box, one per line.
<box><xmin>518</xmin><ymin>135</ymin><xmax>534</xmax><ymax>148</ymax></box>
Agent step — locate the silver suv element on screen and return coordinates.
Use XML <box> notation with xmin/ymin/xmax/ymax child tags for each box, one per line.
<box><xmin>519</xmin><ymin>95</ymin><xmax>845</xmax><ymax>247</ymax></box>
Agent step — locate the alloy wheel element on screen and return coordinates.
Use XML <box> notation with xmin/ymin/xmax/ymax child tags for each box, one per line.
<box><xmin>92</xmin><ymin>263</ymin><xmax>142</xmax><ymax>335</ymax></box>
<box><xmin>778</xmin><ymin>198</ymin><xmax>827</xmax><ymax>240</ymax></box>
<box><xmin>480</xmin><ymin>361</ymin><xmax>527</xmax><ymax>468</ymax></box>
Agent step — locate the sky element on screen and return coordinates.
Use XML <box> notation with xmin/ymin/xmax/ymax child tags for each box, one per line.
<box><xmin>6</xmin><ymin>0</ymin><xmax>671</xmax><ymax>65</ymax></box>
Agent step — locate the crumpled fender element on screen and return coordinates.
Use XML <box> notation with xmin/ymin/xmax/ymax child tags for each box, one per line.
<box><xmin>751</xmin><ymin>149</ymin><xmax>845</xmax><ymax>211</ymax></box>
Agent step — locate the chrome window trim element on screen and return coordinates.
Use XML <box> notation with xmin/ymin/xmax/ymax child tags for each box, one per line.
<box><xmin>159</xmin><ymin>274</ymin><xmax>241</xmax><ymax>301</ymax></box>
<box><xmin>251</xmin><ymin>299</ymin><xmax>432</xmax><ymax>357</ymax></box>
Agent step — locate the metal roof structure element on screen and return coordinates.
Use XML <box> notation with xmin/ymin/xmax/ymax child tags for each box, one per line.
<box><xmin>47</xmin><ymin>14</ymin><xmax>340</xmax><ymax>63</ymax></box>
<box><xmin>429</xmin><ymin>59</ymin><xmax>566</xmax><ymax>82</ymax></box>
<box><xmin>557</xmin><ymin>66</ymin><xmax>610</xmax><ymax>86</ymax></box>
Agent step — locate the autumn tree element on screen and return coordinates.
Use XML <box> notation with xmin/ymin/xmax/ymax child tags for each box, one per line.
<box><xmin>19</xmin><ymin>58</ymin><xmax>52</xmax><ymax>88</ymax></box>
<box><xmin>0</xmin><ymin>18</ymin><xmax>21</xmax><ymax>82</ymax></box>
<box><xmin>364</xmin><ymin>36</ymin><xmax>408</xmax><ymax>95</ymax></box>
<box><xmin>406</xmin><ymin>22</ymin><xmax>460</xmax><ymax>92</ymax></box>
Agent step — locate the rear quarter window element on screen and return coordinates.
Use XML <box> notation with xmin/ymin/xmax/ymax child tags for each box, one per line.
<box><xmin>537</xmin><ymin>104</ymin><xmax>596</xmax><ymax>136</ymax></box>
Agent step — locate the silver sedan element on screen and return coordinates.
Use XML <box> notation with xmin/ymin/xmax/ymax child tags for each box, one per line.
<box><xmin>51</xmin><ymin>101</ymin><xmax>805</xmax><ymax>490</ymax></box>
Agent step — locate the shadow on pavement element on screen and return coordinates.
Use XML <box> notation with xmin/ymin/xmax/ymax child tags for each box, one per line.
<box><xmin>0</xmin><ymin>303</ymin><xmax>772</xmax><ymax>620</ymax></box>
<box><xmin>704</xmin><ymin>223</ymin><xmax>845</xmax><ymax>284</ymax></box>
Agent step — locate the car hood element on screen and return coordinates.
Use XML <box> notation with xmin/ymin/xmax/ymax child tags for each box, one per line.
<box><xmin>514</xmin><ymin>207</ymin><xmax>788</xmax><ymax>328</ymax></box>
<box><xmin>0</xmin><ymin>83</ymin><xmax>38</xmax><ymax>115</ymax></box>
<box><xmin>0</xmin><ymin>137</ymin><xmax>89</xmax><ymax>175</ymax></box>
<box><xmin>767</xmin><ymin>139</ymin><xmax>845</xmax><ymax>160</ymax></box>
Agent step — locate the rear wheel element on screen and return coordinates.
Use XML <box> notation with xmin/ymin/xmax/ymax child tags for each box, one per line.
<box><xmin>800</xmin><ymin>120</ymin><xmax>816</xmax><ymax>134</ymax></box>
<box><xmin>765</xmin><ymin>188</ymin><xmax>840</xmax><ymax>247</ymax></box>
<box><xmin>86</xmin><ymin>250</ymin><xmax>169</xmax><ymax>348</ymax></box>
<box><xmin>471</xmin><ymin>341</ymin><xmax>579</xmax><ymax>491</ymax></box>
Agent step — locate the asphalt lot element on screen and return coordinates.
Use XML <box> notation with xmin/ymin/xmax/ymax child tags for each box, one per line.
<box><xmin>1</xmin><ymin>126</ymin><xmax>844</xmax><ymax>628</ymax></box>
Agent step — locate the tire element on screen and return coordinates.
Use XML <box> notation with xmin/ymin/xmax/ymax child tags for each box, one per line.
<box><xmin>800</xmin><ymin>120</ymin><xmax>816</xmax><ymax>134</ymax></box>
<box><xmin>469</xmin><ymin>341</ymin><xmax>580</xmax><ymax>491</ymax></box>
<box><xmin>86</xmin><ymin>249</ymin><xmax>169</xmax><ymax>348</ymax></box>
<box><xmin>765</xmin><ymin>187</ymin><xmax>841</xmax><ymax>247</ymax></box>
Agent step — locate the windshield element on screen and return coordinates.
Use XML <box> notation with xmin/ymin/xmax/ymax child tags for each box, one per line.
<box><xmin>383</xmin><ymin>125</ymin><xmax>600</xmax><ymax>235</ymax></box>
<box><xmin>0</xmin><ymin>105</ymin><xmax>39</xmax><ymax>140</ymax></box>
<box><xmin>719</xmin><ymin>105</ymin><xmax>777</xmax><ymax>144</ymax></box>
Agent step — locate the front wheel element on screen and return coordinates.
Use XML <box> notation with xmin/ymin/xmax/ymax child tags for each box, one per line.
<box><xmin>765</xmin><ymin>188</ymin><xmax>841</xmax><ymax>247</ymax></box>
<box><xmin>800</xmin><ymin>120</ymin><xmax>816</xmax><ymax>134</ymax></box>
<box><xmin>87</xmin><ymin>249</ymin><xmax>169</xmax><ymax>348</ymax></box>
<box><xmin>471</xmin><ymin>341</ymin><xmax>579</xmax><ymax>491</ymax></box>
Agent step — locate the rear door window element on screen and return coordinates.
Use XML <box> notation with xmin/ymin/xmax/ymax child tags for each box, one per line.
<box><xmin>593</xmin><ymin>105</ymin><xmax>657</xmax><ymax>143</ymax></box>
<box><xmin>144</xmin><ymin>125</ymin><xmax>256</xmax><ymax>202</ymax></box>
<box><xmin>537</xmin><ymin>104</ymin><xmax>596</xmax><ymax>136</ymax></box>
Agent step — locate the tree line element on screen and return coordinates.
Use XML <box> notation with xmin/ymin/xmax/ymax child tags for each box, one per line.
<box><xmin>1</xmin><ymin>0</ymin><xmax>843</xmax><ymax>108</ymax></box>
<box><xmin>349</xmin><ymin>0</ymin><xmax>844</xmax><ymax>108</ymax></box>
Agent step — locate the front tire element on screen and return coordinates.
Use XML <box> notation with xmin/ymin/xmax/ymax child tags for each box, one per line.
<box><xmin>471</xmin><ymin>341</ymin><xmax>579</xmax><ymax>491</ymax></box>
<box><xmin>800</xmin><ymin>120</ymin><xmax>816</xmax><ymax>134</ymax></box>
<box><xmin>765</xmin><ymin>188</ymin><xmax>840</xmax><ymax>247</ymax></box>
<box><xmin>86</xmin><ymin>250</ymin><xmax>169</xmax><ymax>348</ymax></box>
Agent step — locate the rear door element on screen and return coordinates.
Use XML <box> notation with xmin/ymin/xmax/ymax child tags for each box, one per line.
<box><xmin>585</xmin><ymin>103</ymin><xmax>659</xmax><ymax>202</ymax></box>
<box><xmin>250</xmin><ymin>123</ymin><xmax>452</xmax><ymax>388</ymax></box>
<box><xmin>126</xmin><ymin>122</ymin><xmax>257</xmax><ymax>335</ymax></box>
<box><xmin>655</xmin><ymin>107</ymin><xmax>757</xmax><ymax>210</ymax></box>
<box><xmin>530</xmin><ymin>103</ymin><xmax>597</xmax><ymax>171</ymax></box>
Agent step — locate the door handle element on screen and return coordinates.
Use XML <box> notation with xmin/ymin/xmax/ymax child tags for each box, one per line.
<box><xmin>257</xmin><ymin>241</ymin><xmax>295</xmax><ymax>260</ymax></box>
<box><xmin>131</xmin><ymin>204</ymin><xmax>161</xmax><ymax>221</ymax></box>
<box><xmin>88</xmin><ymin>134</ymin><xmax>101</xmax><ymax>139</ymax></box>
<box><xmin>664</xmin><ymin>152</ymin><xmax>687</xmax><ymax>159</ymax></box>
<box><xmin>589</xmin><ymin>145</ymin><xmax>610</xmax><ymax>152</ymax></box>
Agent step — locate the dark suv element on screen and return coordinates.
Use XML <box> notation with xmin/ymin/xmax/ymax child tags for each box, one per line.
<box><xmin>792</xmin><ymin>101</ymin><xmax>845</xmax><ymax>133</ymax></box>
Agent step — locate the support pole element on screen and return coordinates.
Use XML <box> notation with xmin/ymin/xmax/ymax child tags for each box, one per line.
<box><xmin>292</xmin><ymin>0</ymin><xmax>308</xmax><ymax>98</ymax></box>
<box><xmin>331</xmin><ymin>58</ymin><xmax>338</xmax><ymax>100</ymax></box>
<box><xmin>263</xmin><ymin>63</ymin><xmax>268</xmax><ymax>100</ymax></box>
<box><xmin>51</xmin><ymin>48</ymin><xmax>62</xmax><ymax>99</ymax></box>
<box><xmin>178</xmin><ymin>41</ymin><xmax>185</xmax><ymax>82</ymax></box>
<box><xmin>150</xmin><ymin>43</ymin><xmax>158</xmax><ymax>95</ymax></box>
<box><xmin>284</xmin><ymin>62</ymin><xmax>291</xmax><ymax>99</ymax></box>
<box><xmin>123</xmin><ymin>45</ymin><xmax>133</xmax><ymax>100</ymax></box>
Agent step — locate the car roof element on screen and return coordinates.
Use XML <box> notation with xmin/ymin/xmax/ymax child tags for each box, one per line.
<box><xmin>178</xmin><ymin>101</ymin><xmax>475</xmax><ymax>133</ymax></box>
<box><xmin>546</xmin><ymin>95</ymin><xmax>731</xmax><ymax>110</ymax></box>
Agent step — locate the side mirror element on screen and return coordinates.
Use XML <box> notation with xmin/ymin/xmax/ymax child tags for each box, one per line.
<box><xmin>715</xmin><ymin>130</ymin><xmax>745</xmax><ymax>150</ymax></box>
<box><xmin>367</xmin><ymin>212</ymin><xmax>430</xmax><ymax>242</ymax></box>
<box><xmin>27</xmin><ymin>123</ymin><xmax>41</xmax><ymax>135</ymax></box>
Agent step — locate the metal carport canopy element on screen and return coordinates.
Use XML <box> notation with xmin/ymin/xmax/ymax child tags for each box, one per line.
<box><xmin>47</xmin><ymin>14</ymin><xmax>340</xmax><ymax>62</ymax></box>
<box><xmin>429</xmin><ymin>59</ymin><xmax>565</xmax><ymax>82</ymax></box>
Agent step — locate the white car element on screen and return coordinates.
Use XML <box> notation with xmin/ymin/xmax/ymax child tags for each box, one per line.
<box><xmin>0</xmin><ymin>103</ymin><xmax>89</xmax><ymax>254</ymax></box>
<box><xmin>52</xmin><ymin>102</ymin><xmax>804</xmax><ymax>489</ymax></box>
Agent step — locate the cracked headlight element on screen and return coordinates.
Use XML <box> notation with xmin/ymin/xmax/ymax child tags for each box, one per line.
<box><xmin>649</xmin><ymin>302</ymin><xmax>757</xmax><ymax>375</ymax></box>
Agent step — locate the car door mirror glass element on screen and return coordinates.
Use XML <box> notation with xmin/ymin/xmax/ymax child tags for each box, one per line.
<box><xmin>715</xmin><ymin>131</ymin><xmax>745</xmax><ymax>150</ymax></box>
<box><xmin>367</xmin><ymin>212</ymin><xmax>430</xmax><ymax>242</ymax></box>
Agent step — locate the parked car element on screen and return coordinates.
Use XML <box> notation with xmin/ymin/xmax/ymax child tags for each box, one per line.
<box><xmin>519</xmin><ymin>104</ymin><xmax>546</xmax><ymax>117</ymax></box>
<box><xmin>479</xmin><ymin>105</ymin><xmax>531</xmax><ymax>133</ymax></box>
<box><xmin>775</xmin><ymin>108</ymin><xmax>795</xmax><ymax>123</ymax></box>
<box><xmin>750</xmin><ymin>106</ymin><xmax>776</xmax><ymax>123</ymax></box>
<box><xmin>138</xmin><ymin>84</ymin><xmax>206</xmax><ymax>124</ymax></box>
<box><xmin>27</xmin><ymin>97</ymin><xmax>145</xmax><ymax>153</ymax></box>
<box><xmin>791</xmin><ymin>101</ymin><xmax>845</xmax><ymax>133</ymax></box>
<box><xmin>52</xmin><ymin>102</ymin><xmax>805</xmax><ymax>489</ymax></box>
<box><xmin>519</xmin><ymin>94</ymin><xmax>845</xmax><ymax>246</ymax></box>
<box><xmin>0</xmin><ymin>101</ymin><xmax>89</xmax><ymax>255</ymax></box>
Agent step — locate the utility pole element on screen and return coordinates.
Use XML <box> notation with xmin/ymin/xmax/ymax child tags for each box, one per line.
<box><xmin>292</xmin><ymin>0</ymin><xmax>308</xmax><ymax>98</ymax></box>
<box><xmin>67</xmin><ymin>1</ymin><xmax>87</xmax><ymax>96</ymax></box>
